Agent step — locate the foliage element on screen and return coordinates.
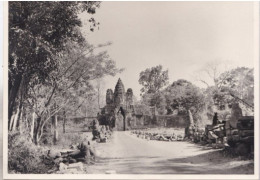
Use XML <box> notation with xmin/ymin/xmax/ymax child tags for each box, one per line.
<box><xmin>8</xmin><ymin>1</ymin><xmax>123</xmax><ymax>146</ymax></box>
<box><xmin>9</xmin><ymin>1</ymin><xmax>100</xmax><ymax>88</ymax></box>
<box><xmin>141</xmin><ymin>92</ymin><xmax>167</xmax><ymax>115</ymax></box>
<box><xmin>8</xmin><ymin>132</ymin><xmax>50</xmax><ymax>174</ymax></box>
<box><xmin>24</xmin><ymin>41</ymin><xmax>122</xmax><ymax>144</ymax></box>
<box><xmin>217</xmin><ymin>67</ymin><xmax>254</xmax><ymax>106</ymax></box>
<box><xmin>52</xmin><ymin>132</ymin><xmax>90</xmax><ymax>149</ymax></box>
<box><xmin>195</xmin><ymin>60</ymin><xmax>233</xmax><ymax>88</ymax></box>
<box><xmin>139</xmin><ymin>65</ymin><xmax>169</xmax><ymax>95</ymax></box>
<box><xmin>134</xmin><ymin>103</ymin><xmax>151</xmax><ymax>116</ymax></box>
<box><xmin>26</xmin><ymin>42</ymin><xmax>121</xmax><ymax>116</ymax></box>
<box><xmin>138</xmin><ymin>65</ymin><xmax>169</xmax><ymax>115</ymax></box>
<box><xmin>202</xmin><ymin>67</ymin><xmax>254</xmax><ymax>114</ymax></box>
<box><xmin>8</xmin><ymin>1</ymin><xmax>101</xmax><ymax>130</ymax></box>
<box><xmin>164</xmin><ymin>79</ymin><xmax>205</xmax><ymax>119</ymax></box>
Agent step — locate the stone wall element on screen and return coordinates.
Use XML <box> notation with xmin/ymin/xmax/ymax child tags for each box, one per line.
<box><xmin>132</xmin><ymin>114</ymin><xmax>188</xmax><ymax>129</ymax></box>
<box><xmin>156</xmin><ymin>115</ymin><xmax>188</xmax><ymax>128</ymax></box>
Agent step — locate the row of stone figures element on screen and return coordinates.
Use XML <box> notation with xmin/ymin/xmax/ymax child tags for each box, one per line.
<box><xmin>91</xmin><ymin>119</ymin><xmax>112</xmax><ymax>143</ymax></box>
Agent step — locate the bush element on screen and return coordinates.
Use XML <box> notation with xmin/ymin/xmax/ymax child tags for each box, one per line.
<box><xmin>54</xmin><ymin>132</ymin><xmax>91</xmax><ymax>149</ymax></box>
<box><xmin>8</xmin><ymin>132</ymin><xmax>50</xmax><ymax>174</ymax></box>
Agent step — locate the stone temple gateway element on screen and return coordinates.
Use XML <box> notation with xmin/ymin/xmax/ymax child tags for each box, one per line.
<box><xmin>98</xmin><ymin>78</ymin><xmax>188</xmax><ymax>131</ymax></box>
<box><xmin>98</xmin><ymin>78</ymin><xmax>136</xmax><ymax>131</ymax></box>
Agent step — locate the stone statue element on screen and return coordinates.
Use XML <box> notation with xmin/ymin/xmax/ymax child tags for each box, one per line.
<box><xmin>212</xmin><ymin>112</ymin><xmax>219</xmax><ymax>126</ymax></box>
<box><xmin>229</xmin><ymin>103</ymin><xmax>243</xmax><ymax>128</ymax></box>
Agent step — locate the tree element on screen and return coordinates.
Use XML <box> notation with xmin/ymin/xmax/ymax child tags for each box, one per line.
<box><xmin>138</xmin><ymin>65</ymin><xmax>169</xmax><ymax>115</ymax></box>
<box><xmin>133</xmin><ymin>102</ymin><xmax>151</xmax><ymax>116</ymax></box>
<box><xmin>194</xmin><ymin>61</ymin><xmax>246</xmax><ymax>119</ymax></box>
<box><xmin>195</xmin><ymin>60</ymin><xmax>233</xmax><ymax>88</ymax></box>
<box><xmin>141</xmin><ymin>92</ymin><xmax>167</xmax><ymax>115</ymax></box>
<box><xmin>139</xmin><ymin>65</ymin><xmax>169</xmax><ymax>95</ymax></box>
<box><xmin>164</xmin><ymin>79</ymin><xmax>205</xmax><ymax>121</ymax></box>
<box><xmin>93</xmin><ymin>78</ymin><xmax>106</xmax><ymax>110</ymax></box>
<box><xmin>217</xmin><ymin>67</ymin><xmax>254</xmax><ymax>106</ymax></box>
<box><xmin>8</xmin><ymin>1</ymin><xmax>101</xmax><ymax>130</ymax></box>
<box><xmin>24</xmin><ymin>42</ymin><xmax>122</xmax><ymax>144</ymax></box>
<box><xmin>8</xmin><ymin>2</ymin><xmax>125</xmax><ymax>145</ymax></box>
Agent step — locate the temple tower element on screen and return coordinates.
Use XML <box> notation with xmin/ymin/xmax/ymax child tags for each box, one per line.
<box><xmin>114</xmin><ymin>78</ymin><xmax>125</xmax><ymax>107</ymax></box>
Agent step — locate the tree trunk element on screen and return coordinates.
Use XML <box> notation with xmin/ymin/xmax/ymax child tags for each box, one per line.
<box><xmin>24</xmin><ymin>114</ymin><xmax>28</xmax><ymax>129</ymax></box>
<box><xmin>30</xmin><ymin>112</ymin><xmax>35</xmax><ymax>141</ymax></box>
<box><xmin>51</xmin><ymin>115</ymin><xmax>54</xmax><ymax>134</ymax></box>
<box><xmin>63</xmin><ymin>111</ymin><xmax>66</xmax><ymax>133</ymax></box>
<box><xmin>63</xmin><ymin>110</ymin><xmax>66</xmax><ymax>133</ymax></box>
<box><xmin>188</xmin><ymin>109</ymin><xmax>194</xmax><ymax>125</ymax></box>
<box><xmin>63</xmin><ymin>117</ymin><xmax>66</xmax><ymax>133</ymax></box>
<box><xmin>35</xmin><ymin>130</ymin><xmax>41</xmax><ymax>145</ymax></box>
<box><xmin>8</xmin><ymin>74</ymin><xmax>22</xmax><ymax>127</ymax></box>
<box><xmin>53</xmin><ymin>114</ymin><xmax>58</xmax><ymax>144</ymax></box>
<box><xmin>9</xmin><ymin>112</ymin><xmax>15</xmax><ymax>131</ymax></box>
<box><xmin>34</xmin><ymin>117</ymin><xmax>41</xmax><ymax>145</ymax></box>
<box><xmin>18</xmin><ymin>107</ymin><xmax>23</xmax><ymax>133</ymax></box>
<box><xmin>98</xmin><ymin>86</ymin><xmax>100</xmax><ymax>109</ymax></box>
<box><xmin>12</xmin><ymin>107</ymin><xmax>20</xmax><ymax>131</ymax></box>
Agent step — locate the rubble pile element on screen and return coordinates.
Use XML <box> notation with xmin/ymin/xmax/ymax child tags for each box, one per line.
<box><xmin>43</xmin><ymin>140</ymin><xmax>96</xmax><ymax>174</ymax></box>
<box><xmin>183</xmin><ymin>109</ymin><xmax>254</xmax><ymax>157</ymax></box>
<box><xmin>131</xmin><ymin>129</ymin><xmax>184</xmax><ymax>142</ymax></box>
<box><xmin>42</xmin><ymin>119</ymin><xmax>114</xmax><ymax>174</ymax></box>
<box><xmin>131</xmin><ymin>106</ymin><xmax>254</xmax><ymax>158</ymax></box>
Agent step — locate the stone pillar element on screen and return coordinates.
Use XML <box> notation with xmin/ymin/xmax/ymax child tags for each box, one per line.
<box><xmin>229</xmin><ymin>103</ymin><xmax>243</xmax><ymax>128</ymax></box>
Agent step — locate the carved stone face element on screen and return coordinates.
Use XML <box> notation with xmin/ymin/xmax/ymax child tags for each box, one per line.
<box><xmin>114</xmin><ymin>78</ymin><xmax>125</xmax><ymax>106</ymax></box>
<box><xmin>126</xmin><ymin>88</ymin><xmax>133</xmax><ymax>104</ymax></box>
<box><xmin>106</xmin><ymin>89</ymin><xmax>114</xmax><ymax>105</ymax></box>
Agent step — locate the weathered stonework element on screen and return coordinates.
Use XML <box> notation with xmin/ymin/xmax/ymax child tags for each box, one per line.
<box><xmin>114</xmin><ymin>78</ymin><xmax>126</xmax><ymax>107</ymax></box>
<box><xmin>99</xmin><ymin>78</ymin><xmax>135</xmax><ymax>130</ymax></box>
<box><xmin>99</xmin><ymin>78</ymin><xmax>189</xmax><ymax>131</ymax></box>
<box><xmin>106</xmin><ymin>89</ymin><xmax>114</xmax><ymax>105</ymax></box>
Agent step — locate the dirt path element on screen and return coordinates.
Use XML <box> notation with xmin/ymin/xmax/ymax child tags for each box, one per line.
<box><xmin>87</xmin><ymin>131</ymin><xmax>254</xmax><ymax>174</ymax></box>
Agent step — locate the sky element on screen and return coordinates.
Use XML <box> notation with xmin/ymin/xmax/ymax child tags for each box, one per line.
<box><xmin>81</xmin><ymin>2</ymin><xmax>255</xmax><ymax>100</ymax></box>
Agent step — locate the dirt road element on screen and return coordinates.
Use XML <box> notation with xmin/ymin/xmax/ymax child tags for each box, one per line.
<box><xmin>87</xmin><ymin>131</ymin><xmax>254</xmax><ymax>174</ymax></box>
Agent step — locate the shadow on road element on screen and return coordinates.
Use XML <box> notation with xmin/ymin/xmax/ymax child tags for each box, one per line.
<box><xmin>88</xmin><ymin>132</ymin><xmax>254</xmax><ymax>174</ymax></box>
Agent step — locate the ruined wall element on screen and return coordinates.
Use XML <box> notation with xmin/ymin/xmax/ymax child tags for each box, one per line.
<box><xmin>131</xmin><ymin>114</ymin><xmax>188</xmax><ymax>129</ymax></box>
<box><xmin>156</xmin><ymin>115</ymin><xmax>188</xmax><ymax>128</ymax></box>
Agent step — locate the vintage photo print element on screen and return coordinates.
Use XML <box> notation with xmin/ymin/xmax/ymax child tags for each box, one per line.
<box><xmin>2</xmin><ymin>1</ymin><xmax>260</xmax><ymax>179</ymax></box>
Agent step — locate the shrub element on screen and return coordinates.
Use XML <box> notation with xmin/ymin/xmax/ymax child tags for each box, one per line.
<box><xmin>8</xmin><ymin>132</ymin><xmax>51</xmax><ymax>174</ymax></box>
<box><xmin>54</xmin><ymin>132</ymin><xmax>91</xmax><ymax>149</ymax></box>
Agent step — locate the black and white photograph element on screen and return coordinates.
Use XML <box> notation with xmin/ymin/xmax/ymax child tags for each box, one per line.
<box><xmin>2</xmin><ymin>1</ymin><xmax>260</xmax><ymax>179</ymax></box>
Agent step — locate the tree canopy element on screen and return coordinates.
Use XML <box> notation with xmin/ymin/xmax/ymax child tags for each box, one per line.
<box><xmin>8</xmin><ymin>2</ymin><xmax>124</xmax><ymax>145</ymax></box>
<box><xmin>164</xmin><ymin>79</ymin><xmax>205</xmax><ymax>116</ymax></box>
<box><xmin>138</xmin><ymin>65</ymin><xmax>169</xmax><ymax>95</ymax></box>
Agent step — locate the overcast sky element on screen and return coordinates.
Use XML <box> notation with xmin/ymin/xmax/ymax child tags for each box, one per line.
<box><xmin>82</xmin><ymin>2</ymin><xmax>255</xmax><ymax>100</ymax></box>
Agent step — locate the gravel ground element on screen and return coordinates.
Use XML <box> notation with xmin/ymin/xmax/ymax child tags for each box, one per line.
<box><xmin>87</xmin><ymin>131</ymin><xmax>254</xmax><ymax>174</ymax></box>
